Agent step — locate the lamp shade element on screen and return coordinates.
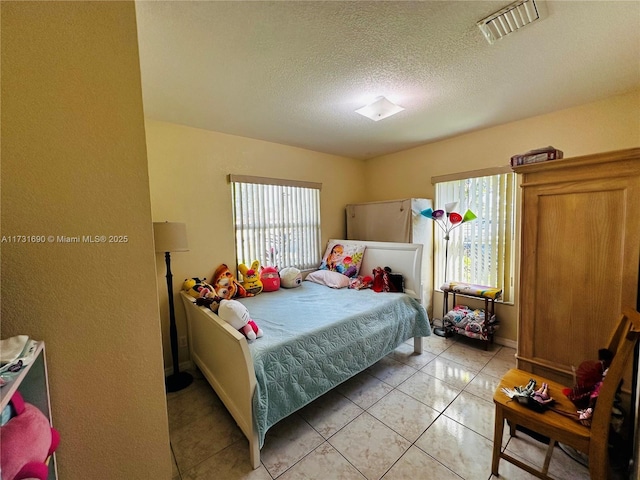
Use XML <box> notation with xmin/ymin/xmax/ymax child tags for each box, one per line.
<box><xmin>449</xmin><ymin>212</ymin><xmax>462</xmax><ymax>225</ymax></box>
<box><xmin>445</xmin><ymin>201</ymin><xmax>459</xmax><ymax>213</ymax></box>
<box><xmin>153</xmin><ymin>222</ymin><xmax>188</xmax><ymax>253</ymax></box>
<box><xmin>462</xmin><ymin>210</ymin><xmax>478</xmax><ymax>223</ymax></box>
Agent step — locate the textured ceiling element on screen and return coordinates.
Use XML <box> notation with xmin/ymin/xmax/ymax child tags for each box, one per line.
<box><xmin>136</xmin><ymin>1</ymin><xmax>640</xmax><ymax>160</ymax></box>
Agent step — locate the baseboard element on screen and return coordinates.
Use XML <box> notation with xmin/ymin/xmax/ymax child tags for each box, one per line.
<box><xmin>494</xmin><ymin>336</ymin><xmax>517</xmax><ymax>349</ymax></box>
<box><xmin>164</xmin><ymin>360</ymin><xmax>194</xmax><ymax>377</ymax></box>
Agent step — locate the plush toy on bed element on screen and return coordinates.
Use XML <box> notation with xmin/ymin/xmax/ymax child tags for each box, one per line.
<box><xmin>260</xmin><ymin>266</ymin><xmax>280</xmax><ymax>292</ymax></box>
<box><xmin>280</xmin><ymin>267</ymin><xmax>302</xmax><ymax>288</ymax></box>
<box><xmin>218</xmin><ymin>299</ymin><xmax>264</xmax><ymax>340</ymax></box>
<box><xmin>0</xmin><ymin>391</ymin><xmax>60</xmax><ymax>480</ymax></box>
<box><xmin>238</xmin><ymin>260</ymin><xmax>263</xmax><ymax>295</ymax></box>
<box><xmin>195</xmin><ymin>292</ymin><xmax>223</xmax><ymax>313</ymax></box>
<box><xmin>210</xmin><ymin>264</ymin><xmax>253</xmax><ymax>299</ymax></box>
<box><xmin>182</xmin><ymin>277</ymin><xmax>214</xmax><ymax>299</ymax></box>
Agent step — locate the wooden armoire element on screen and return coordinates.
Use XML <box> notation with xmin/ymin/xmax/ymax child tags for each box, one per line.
<box><xmin>513</xmin><ymin>148</ymin><xmax>640</xmax><ymax>386</ymax></box>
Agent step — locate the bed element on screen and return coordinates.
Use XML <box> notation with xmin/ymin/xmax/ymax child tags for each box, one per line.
<box><xmin>180</xmin><ymin>239</ymin><xmax>431</xmax><ymax>469</ymax></box>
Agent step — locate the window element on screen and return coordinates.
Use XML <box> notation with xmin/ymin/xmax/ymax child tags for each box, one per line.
<box><xmin>434</xmin><ymin>171</ymin><xmax>516</xmax><ymax>302</ymax></box>
<box><xmin>230</xmin><ymin>175</ymin><xmax>322</xmax><ymax>271</ymax></box>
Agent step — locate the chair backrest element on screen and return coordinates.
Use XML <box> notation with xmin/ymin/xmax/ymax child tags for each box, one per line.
<box><xmin>590</xmin><ymin>308</ymin><xmax>640</xmax><ymax>440</ymax></box>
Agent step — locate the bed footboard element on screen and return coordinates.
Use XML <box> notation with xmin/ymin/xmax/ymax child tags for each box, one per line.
<box><xmin>180</xmin><ymin>292</ymin><xmax>260</xmax><ymax>469</ymax></box>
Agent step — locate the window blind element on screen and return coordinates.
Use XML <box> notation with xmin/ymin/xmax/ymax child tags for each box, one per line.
<box><xmin>231</xmin><ymin>177</ymin><xmax>322</xmax><ymax>271</ymax></box>
<box><xmin>435</xmin><ymin>172</ymin><xmax>516</xmax><ymax>301</ymax></box>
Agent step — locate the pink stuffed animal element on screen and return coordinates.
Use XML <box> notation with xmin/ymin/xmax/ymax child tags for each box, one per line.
<box><xmin>260</xmin><ymin>266</ymin><xmax>280</xmax><ymax>292</ymax></box>
<box><xmin>1</xmin><ymin>391</ymin><xmax>60</xmax><ymax>480</ymax></box>
<box><xmin>218</xmin><ymin>299</ymin><xmax>263</xmax><ymax>340</ymax></box>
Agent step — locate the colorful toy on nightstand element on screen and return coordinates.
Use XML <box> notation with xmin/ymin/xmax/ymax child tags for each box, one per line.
<box><xmin>238</xmin><ymin>260</ymin><xmax>263</xmax><ymax>295</ymax></box>
<box><xmin>260</xmin><ymin>266</ymin><xmax>280</xmax><ymax>292</ymax></box>
<box><xmin>0</xmin><ymin>391</ymin><xmax>60</xmax><ymax>480</ymax></box>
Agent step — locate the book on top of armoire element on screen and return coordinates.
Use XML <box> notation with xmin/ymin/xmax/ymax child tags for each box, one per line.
<box><xmin>346</xmin><ymin>199</ymin><xmax>433</xmax><ymax>316</ymax></box>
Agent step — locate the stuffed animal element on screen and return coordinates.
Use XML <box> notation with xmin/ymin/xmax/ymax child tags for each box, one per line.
<box><xmin>238</xmin><ymin>260</ymin><xmax>263</xmax><ymax>295</ymax></box>
<box><xmin>372</xmin><ymin>267</ymin><xmax>404</xmax><ymax>293</ymax></box>
<box><xmin>260</xmin><ymin>266</ymin><xmax>280</xmax><ymax>292</ymax></box>
<box><xmin>0</xmin><ymin>391</ymin><xmax>60</xmax><ymax>480</ymax></box>
<box><xmin>195</xmin><ymin>293</ymin><xmax>222</xmax><ymax>313</ymax></box>
<box><xmin>349</xmin><ymin>275</ymin><xmax>373</xmax><ymax>290</ymax></box>
<box><xmin>182</xmin><ymin>277</ymin><xmax>214</xmax><ymax>299</ymax></box>
<box><xmin>210</xmin><ymin>264</ymin><xmax>252</xmax><ymax>299</ymax></box>
<box><xmin>563</xmin><ymin>348</ymin><xmax>614</xmax><ymax>410</ymax></box>
<box><xmin>218</xmin><ymin>299</ymin><xmax>263</xmax><ymax>340</ymax></box>
<box><xmin>184</xmin><ymin>277</ymin><xmax>222</xmax><ymax>312</ymax></box>
<box><xmin>280</xmin><ymin>267</ymin><xmax>302</xmax><ymax>288</ymax></box>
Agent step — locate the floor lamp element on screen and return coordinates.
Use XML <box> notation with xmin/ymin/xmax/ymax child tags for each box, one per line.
<box><xmin>153</xmin><ymin>221</ymin><xmax>193</xmax><ymax>392</ymax></box>
<box><xmin>420</xmin><ymin>203</ymin><xmax>476</xmax><ymax>337</ymax></box>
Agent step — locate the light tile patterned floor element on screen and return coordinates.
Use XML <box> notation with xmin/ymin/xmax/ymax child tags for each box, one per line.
<box><xmin>168</xmin><ymin>334</ymin><xmax>591</xmax><ymax>480</ymax></box>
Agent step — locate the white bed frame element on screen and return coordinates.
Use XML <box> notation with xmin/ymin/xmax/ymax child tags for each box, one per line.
<box><xmin>180</xmin><ymin>240</ymin><xmax>426</xmax><ymax>469</ymax></box>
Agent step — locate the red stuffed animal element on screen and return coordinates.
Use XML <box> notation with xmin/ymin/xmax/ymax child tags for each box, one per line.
<box><xmin>260</xmin><ymin>266</ymin><xmax>280</xmax><ymax>292</ymax></box>
<box><xmin>0</xmin><ymin>391</ymin><xmax>60</xmax><ymax>480</ymax></box>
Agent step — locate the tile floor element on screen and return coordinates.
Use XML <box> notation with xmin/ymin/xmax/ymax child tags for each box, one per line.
<box><xmin>167</xmin><ymin>334</ymin><xmax>591</xmax><ymax>480</ymax></box>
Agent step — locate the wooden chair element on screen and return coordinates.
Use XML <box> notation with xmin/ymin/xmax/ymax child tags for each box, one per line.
<box><xmin>492</xmin><ymin>308</ymin><xmax>640</xmax><ymax>479</ymax></box>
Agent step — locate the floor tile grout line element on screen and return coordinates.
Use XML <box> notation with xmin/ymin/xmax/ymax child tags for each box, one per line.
<box><xmin>416</xmin><ymin>447</ymin><xmax>466</xmax><ymax>480</ymax></box>
<box><xmin>299</xmin><ymin>373</ymin><xmax>460</xmax><ymax>479</ymax></box>
<box><xmin>304</xmin><ymin>366</ymin><xmax>475</xmax><ymax>478</ymax></box>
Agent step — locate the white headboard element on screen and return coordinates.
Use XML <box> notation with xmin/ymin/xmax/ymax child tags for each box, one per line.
<box><xmin>328</xmin><ymin>239</ymin><xmax>423</xmax><ymax>301</ymax></box>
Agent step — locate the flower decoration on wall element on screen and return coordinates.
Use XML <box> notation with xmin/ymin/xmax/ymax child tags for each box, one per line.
<box><xmin>420</xmin><ymin>202</ymin><xmax>477</xmax><ymax>282</ymax></box>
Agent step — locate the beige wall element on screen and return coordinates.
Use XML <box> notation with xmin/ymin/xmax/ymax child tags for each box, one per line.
<box><xmin>145</xmin><ymin>120</ymin><xmax>367</xmax><ymax>368</ymax></box>
<box><xmin>1</xmin><ymin>2</ymin><xmax>171</xmax><ymax>478</ymax></box>
<box><xmin>364</xmin><ymin>89</ymin><xmax>640</xmax><ymax>343</ymax></box>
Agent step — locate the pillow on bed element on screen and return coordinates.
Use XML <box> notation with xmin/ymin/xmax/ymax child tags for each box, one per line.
<box><xmin>305</xmin><ymin>270</ymin><xmax>351</xmax><ymax>289</ymax></box>
<box><xmin>319</xmin><ymin>241</ymin><xmax>366</xmax><ymax>278</ymax></box>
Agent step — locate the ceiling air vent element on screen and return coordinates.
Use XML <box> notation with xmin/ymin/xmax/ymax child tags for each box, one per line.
<box><xmin>477</xmin><ymin>0</ymin><xmax>543</xmax><ymax>44</ymax></box>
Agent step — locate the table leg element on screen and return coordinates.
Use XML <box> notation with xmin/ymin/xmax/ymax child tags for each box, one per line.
<box><xmin>492</xmin><ymin>405</ymin><xmax>505</xmax><ymax>476</ymax></box>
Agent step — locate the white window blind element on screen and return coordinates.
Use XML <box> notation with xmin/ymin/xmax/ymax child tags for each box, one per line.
<box><xmin>230</xmin><ymin>175</ymin><xmax>322</xmax><ymax>271</ymax></box>
<box><xmin>435</xmin><ymin>172</ymin><xmax>516</xmax><ymax>302</ymax></box>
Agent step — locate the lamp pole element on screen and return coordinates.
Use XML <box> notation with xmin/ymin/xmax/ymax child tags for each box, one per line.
<box><xmin>164</xmin><ymin>251</ymin><xmax>193</xmax><ymax>392</ymax></box>
<box><xmin>419</xmin><ymin>206</ymin><xmax>477</xmax><ymax>338</ymax></box>
<box><xmin>153</xmin><ymin>221</ymin><xmax>193</xmax><ymax>393</ymax></box>
<box><xmin>444</xmin><ymin>233</ymin><xmax>450</xmax><ymax>284</ymax></box>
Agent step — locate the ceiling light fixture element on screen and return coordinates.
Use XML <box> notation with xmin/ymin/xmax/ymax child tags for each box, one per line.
<box><xmin>477</xmin><ymin>0</ymin><xmax>543</xmax><ymax>44</ymax></box>
<box><xmin>355</xmin><ymin>96</ymin><xmax>404</xmax><ymax>122</ymax></box>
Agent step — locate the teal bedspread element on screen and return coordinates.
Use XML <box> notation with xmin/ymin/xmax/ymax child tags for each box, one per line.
<box><xmin>237</xmin><ymin>281</ymin><xmax>431</xmax><ymax>447</ymax></box>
